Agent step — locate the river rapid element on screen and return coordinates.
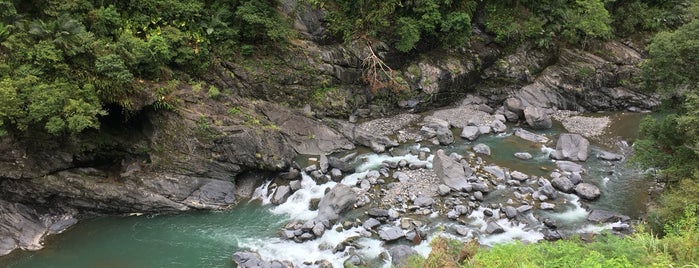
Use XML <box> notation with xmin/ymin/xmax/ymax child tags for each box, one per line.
<box><xmin>0</xmin><ymin>112</ymin><xmax>651</xmax><ymax>268</ymax></box>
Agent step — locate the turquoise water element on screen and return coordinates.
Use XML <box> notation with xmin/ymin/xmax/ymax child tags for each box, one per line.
<box><xmin>0</xmin><ymin>203</ymin><xmax>288</xmax><ymax>268</ymax></box>
<box><xmin>0</xmin><ymin>112</ymin><xmax>651</xmax><ymax>267</ymax></box>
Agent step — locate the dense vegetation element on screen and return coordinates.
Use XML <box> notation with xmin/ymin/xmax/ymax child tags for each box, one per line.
<box><xmin>0</xmin><ymin>0</ymin><xmax>688</xmax><ymax>136</ymax></box>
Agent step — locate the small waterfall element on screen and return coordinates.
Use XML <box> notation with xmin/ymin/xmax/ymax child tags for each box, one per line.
<box><xmin>269</xmin><ymin>172</ymin><xmax>336</xmax><ymax>221</ymax></box>
<box><xmin>250</xmin><ymin>180</ymin><xmax>274</xmax><ymax>205</ymax></box>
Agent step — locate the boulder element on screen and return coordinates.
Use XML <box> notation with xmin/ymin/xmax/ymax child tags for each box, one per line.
<box><xmin>514</xmin><ymin>129</ymin><xmax>550</xmax><ymax>143</ymax></box>
<box><xmin>473</xmin><ymin>144</ymin><xmax>492</xmax><ymax>156</ymax></box>
<box><xmin>436</xmin><ymin>127</ymin><xmax>455</xmax><ymax>145</ymax></box>
<box><xmin>503</xmin><ymin>206</ymin><xmax>518</xmax><ymax>219</ymax></box>
<box><xmin>363</xmin><ymin>218</ymin><xmax>381</xmax><ymax>230</ymax></box>
<box><xmin>550</xmin><ymin>134</ymin><xmax>590</xmax><ymax>161</ymax></box>
<box><xmin>510</xmin><ymin>171</ymin><xmax>529</xmax><ymax>181</ymax></box>
<box><xmin>491</xmin><ymin>120</ymin><xmax>507</xmax><ymax>133</ymax></box>
<box><xmin>328</xmin><ymin>156</ymin><xmax>354</xmax><ymax>173</ymax></box>
<box><xmin>514</xmin><ymin>152</ymin><xmax>533</xmax><ymax>160</ymax></box>
<box><xmin>460</xmin><ymin>126</ymin><xmax>481</xmax><ymax>141</ymax></box>
<box><xmin>587</xmin><ymin>210</ymin><xmax>630</xmax><ymax>223</ymax></box>
<box><xmin>315</xmin><ymin>184</ymin><xmax>358</xmax><ymax>222</ymax></box>
<box><xmin>505</xmin><ymin>97</ymin><xmax>525</xmax><ymax>118</ymax></box>
<box><xmin>597</xmin><ymin>151</ymin><xmax>623</xmax><ymax>161</ymax></box>
<box><xmin>271</xmin><ymin>185</ymin><xmax>292</xmax><ymax>205</ymax></box>
<box><xmin>523</xmin><ymin>106</ymin><xmax>552</xmax><ymax>129</ymax></box>
<box><xmin>575</xmin><ymin>183</ymin><xmax>601</xmax><ymax>200</ymax></box>
<box><xmin>432</xmin><ymin>150</ymin><xmax>470</xmax><ymax>191</ymax></box>
<box><xmin>232</xmin><ymin>251</ymin><xmax>271</xmax><ymax>268</ymax></box>
<box><xmin>378</xmin><ymin>226</ymin><xmax>405</xmax><ymax>241</ymax></box>
<box><xmin>389</xmin><ymin>245</ymin><xmax>418</xmax><ymax>268</ymax></box>
<box><xmin>556</xmin><ymin>161</ymin><xmax>586</xmax><ymax>174</ymax></box>
<box><xmin>413</xmin><ymin>195</ymin><xmax>435</xmax><ymax>207</ymax></box>
<box><xmin>437</xmin><ymin>184</ymin><xmax>451</xmax><ymax>196</ymax></box>
<box><xmin>182</xmin><ymin>179</ymin><xmax>237</xmax><ymax>209</ymax></box>
<box><xmin>486</xmin><ymin>222</ymin><xmax>505</xmax><ymax>234</ymax></box>
<box><xmin>551</xmin><ymin>177</ymin><xmax>575</xmax><ymax>193</ymax></box>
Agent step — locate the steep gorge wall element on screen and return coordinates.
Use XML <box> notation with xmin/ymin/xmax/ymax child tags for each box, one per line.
<box><xmin>0</xmin><ymin>1</ymin><xmax>659</xmax><ymax>256</ymax></box>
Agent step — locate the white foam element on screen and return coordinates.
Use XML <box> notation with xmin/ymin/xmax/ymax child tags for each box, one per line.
<box><xmin>250</xmin><ymin>180</ymin><xmax>273</xmax><ymax>205</ymax></box>
<box><xmin>546</xmin><ymin>193</ymin><xmax>588</xmax><ymax>223</ymax></box>
<box><xmin>269</xmin><ymin>173</ymin><xmax>336</xmax><ymax>220</ymax></box>
<box><xmin>354</xmin><ymin>153</ymin><xmax>432</xmax><ymax>172</ymax></box>
<box><xmin>238</xmin><ymin>224</ymin><xmax>366</xmax><ymax>267</ymax></box>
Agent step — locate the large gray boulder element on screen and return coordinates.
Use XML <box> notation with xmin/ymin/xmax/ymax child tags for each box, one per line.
<box><xmin>460</xmin><ymin>126</ymin><xmax>481</xmax><ymax>141</ymax></box>
<box><xmin>378</xmin><ymin>226</ymin><xmax>405</xmax><ymax>241</ymax></box>
<box><xmin>271</xmin><ymin>185</ymin><xmax>292</xmax><ymax>205</ymax></box>
<box><xmin>432</xmin><ymin>150</ymin><xmax>470</xmax><ymax>191</ymax></box>
<box><xmin>551</xmin><ymin>177</ymin><xmax>575</xmax><ymax>193</ymax></box>
<box><xmin>505</xmin><ymin>97</ymin><xmax>525</xmax><ymax>119</ymax></box>
<box><xmin>389</xmin><ymin>245</ymin><xmax>419</xmax><ymax>267</ymax></box>
<box><xmin>473</xmin><ymin>144</ymin><xmax>492</xmax><ymax>156</ymax></box>
<box><xmin>524</xmin><ymin>106</ymin><xmax>552</xmax><ymax>129</ymax></box>
<box><xmin>315</xmin><ymin>184</ymin><xmax>358</xmax><ymax>223</ymax></box>
<box><xmin>550</xmin><ymin>134</ymin><xmax>590</xmax><ymax>161</ymax></box>
<box><xmin>575</xmin><ymin>183</ymin><xmax>601</xmax><ymax>200</ymax></box>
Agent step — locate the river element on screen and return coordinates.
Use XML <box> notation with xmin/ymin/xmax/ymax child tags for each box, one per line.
<box><xmin>0</xmin><ymin>112</ymin><xmax>650</xmax><ymax>268</ymax></box>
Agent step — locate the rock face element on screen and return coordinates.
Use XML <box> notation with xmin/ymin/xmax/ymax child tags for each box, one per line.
<box><xmin>550</xmin><ymin>134</ymin><xmax>590</xmax><ymax>161</ymax></box>
<box><xmin>315</xmin><ymin>184</ymin><xmax>358</xmax><ymax>223</ymax></box>
<box><xmin>0</xmin><ymin>200</ymin><xmax>77</xmax><ymax>256</ymax></box>
<box><xmin>432</xmin><ymin>150</ymin><xmax>469</xmax><ymax>191</ymax></box>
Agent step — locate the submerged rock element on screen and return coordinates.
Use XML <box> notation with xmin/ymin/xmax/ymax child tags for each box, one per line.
<box><xmin>514</xmin><ymin>152</ymin><xmax>533</xmax><ymax>160</ymax></box>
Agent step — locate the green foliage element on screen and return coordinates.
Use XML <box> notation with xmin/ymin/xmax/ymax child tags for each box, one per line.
<box><xmin>0</xmin><ymin>0</ymin><xmax>294</xmax><ymax>136</ymax></box>
<box><xmin>642</xmin><ymin>19</ymin><xmax>699</xmax><ymax>94</ymax></box>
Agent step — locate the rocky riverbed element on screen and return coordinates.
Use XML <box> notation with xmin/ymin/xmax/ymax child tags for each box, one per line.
<box><xmin>230</xmin><ymin>97</ymin><xmax>643</xmax><ymax>267</ymax></box>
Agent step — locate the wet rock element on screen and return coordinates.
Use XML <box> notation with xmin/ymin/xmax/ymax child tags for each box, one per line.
<box><xmin>575</xmin><ymin>183</ymin><xmax>601</xmax><ymax>200</ymax></box>
<box><xmin>437</xmin><ymin>184</ymin><xmax>451</xmax><ymax>196</ymax></box>
<box><xmin>378</xmin><ymin>226</ymin><xmax>405</xmax><ymax>241</ymax></box>
<box><xmin>0</xmin><ymin>200</ymin><xmax>78</xmax><ymax>256</ymax></box>
<box><xmin>312</xmin><ymin>222</ymin><xmax>326</xmax><ymax>237</ymax></box>
<box><xmin>514</xmin><ymin>129</ymin><xmax>550</xmax><ymax>143</ymax></box>
<box><xmin>280</xmin><ymin>167</ymin><xmax>301</xmax><ymax>180</ymax></box>
<box><xmin>517</xmin><ymin>205</ymin><xmax>533</xmax><ymax>213</ymax></box>
<box><xmin>543</xmin><ymin>218</ymin><xmax>558</xmax><ymax>229</ymax></box>
<box><xmin>454</xmin><ymin>225</ymin><xmax>470</xmax><ymax>236</ymax></box>
<box><xmin>587</xmin><ymin>210</ymin><xmax>630</xmax><ymax>223</ymax></box>
<box><xmin>556</xmin><ymin>161</ymin><xmax>586</xmax><ymax>173</ymax></box>
<box><xmin>597</xmin><ymin>151</ymin><xmax>623</xmax><ymax>161</ymax></box>
<box><xmin>183</xmin><ymin>179</ymin><xmax>237</xmax><ymax>209</ymax></box>
<box><xmin>389</xmin><ymin>245</ymin><xmax>418</xmax><ymax>268</ymax></box>
<box><xmin>538</xmin><ymin>178</ymin><xmax>558</xmax><ymax>200</ymax></box>
<box><xmin>319</xmin><ymin>154</ymin><xmax>329</xmax><ymax>173</ymax></box>
<box><xmin>550</xmin><ymin>134</ymin><xmax>590</xmax><ymax>161</ymax></box>
<box><xmin>433</xmin><ymin>150</ymin><xmax>470</xmax><ymax>191</ymax></box>
<box><xmin>232</xmin><ymin>251</ymin><xmax>271</xmax><ymax>268</ymax></box>
<box><xmin>551</xmin><ymin>177</ymin><xmax>575</xmax><ymax>193</ymax></box>
<box><xmin>363</xmin><ymin>218</ymin><xmax>381</xmax><ymax>230</ymax></box>
<box><xmin>329</xmin><ymin>168</ymin><xmax>343</xmax><ymax>181</ymax></box>
<box><xmin>544</xmin><ymin>229</ymin><xmax>563</xmax><ymax>241</ymax></box>
<box><xmin>514</xmin><ymin>152</ymin><xmax>533</xmax><ymax>160</ymax></box>
<box><xmin>524</xmin><ymin>106</ymin><xmax>552</xmax><ymax>129</ymax></box>
<box><xmin>540</xmin><ymin>202</ymin><xmax>556</xmax><ymax>210</ymax></box>
<box><xmin>503</xmin><ymin>206</ymin><xmax>518</xmax><ymax>219</ymax></box>
<box><xmin>568</xmin><ymin>172</ymin><xmax>583</xmax><ymax>185</ymax></box>
<box><xmin>289</xmin><ymin>180</ymin><xmax>302</xmax><ymax>191</ymax></box>
<box><xmin>271</xmin><ymin>185</ymin><xmax>292</xmax><ymax>205</ymax></box>
<box><xmin>483</xmin><ymin>209</ymin><xmax>494</xmax><ymax>217</ymax></box>
<box><xmin>473</xmin><ymin>144</ymin><xmax>492</xmax><ymax>156</ymax></box>
<box><xmin>315</xmin><ymin>184</ymin><xmax>358</xmax><ymax>223</ymax></box>
<box><xmin>486</xmin><ymin>222</ymin><xmax>505</xmax><ymax>234</ymax></box>
<box><xmin>328</xmin><ymin>156</ymin><xmax>354</xmax><ymax>173</ymax></box>
<box><xmin>460</xmin><ymin>126</ymin><xmax>481</xmax><ymax>141</ymax></box>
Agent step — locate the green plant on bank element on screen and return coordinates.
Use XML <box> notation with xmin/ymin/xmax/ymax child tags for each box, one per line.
<box><xmin>207</xmin><ymin>85</ymin><xmax>221</xmax><ymax>99</ymax></box>
<box><xmin>410</xmin><ymin>207</ymin><xmax>699</xmax><ymax>267</ymax></box>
